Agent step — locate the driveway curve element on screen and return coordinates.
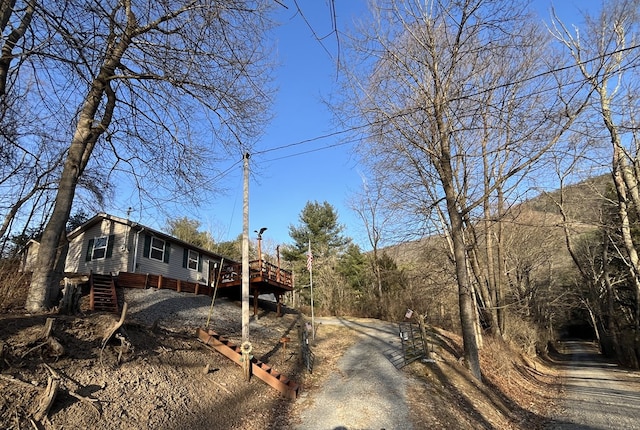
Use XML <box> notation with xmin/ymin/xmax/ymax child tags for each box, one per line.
<box><xmin>294</xmin><ymin>317</ymin><xmax>414</xmax><ymax>430</ymax></box>
<box><xmin>546</xmin><ymin>341</ymin><xmax>640</xmax><ymax>429</ymax></box>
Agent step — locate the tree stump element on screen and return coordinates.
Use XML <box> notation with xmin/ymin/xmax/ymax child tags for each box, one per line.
<box><xmin>59</xmin><ymin>280</ymin><xmax>82</xmax><ymax>314</ymax></box>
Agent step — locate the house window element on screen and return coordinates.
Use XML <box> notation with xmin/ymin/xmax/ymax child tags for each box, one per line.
<box><xmin>85</xmin><ymin>234</ymin><xmax>115</xmax><ymax>262</ymax></box>
<box><xmin>92</xmin><ymin>236</ymin><xmax>108</xmax><ymax>259</ymax></box>
<box><xmin>150</xmin><ymin>237</ymin><xmax>166</xmax><ymax>261</ymax></box>
<box><xmin>143</xmin><ymin>234</ymin><xmax>170</xmax><ymax>263</ymax></box>
<box><xmin>188</xmin><ymin>250</ymin><xmax>199</xmax><ymax>270</ymax></box>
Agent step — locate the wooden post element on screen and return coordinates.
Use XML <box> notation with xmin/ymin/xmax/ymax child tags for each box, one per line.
<box><xmin>253</xmin><ymin>289</ymin><xmax>259</xmax><ymax>316</ymax></box>
<box><xmin>241</xmin><ymin>153</ymin><xmax>252</xmax><ymax>378</ymax></box>
<box><xmin>276</xmin><ymin>294</ymin><xmax>282</xmax><ymax>317</ymax></box>
<box><xmin>89</xmin><ymin>272</ymin><xmax>95</xmax><ymax>311</ymax></box>
<box><xmin>240</xmin><ymin>341</ymin><xmax>252</xmax><ymax>382</ymax></box>
<box><xmin>416</xmin><ymin>313</ymin><xmax>431</xmax><ymax>359</ymax></box>
<box><xmin>276</xmin><ymin>245</ymin><xmax>281</xmax><ymax>282</ymax></box>
<box><xmin>158</xmin><ymin>275</ymin><xmax>163</xmax><ymax>289</ymax></box>
<box><xmin>176</xmin><ymin>279</ymin><xmax>181</xmax><ymax>293</ymax></box>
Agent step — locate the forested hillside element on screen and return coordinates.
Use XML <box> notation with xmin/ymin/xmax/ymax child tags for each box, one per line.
<box><xmin>381</xmin><ymin>174</ymin><xmax>640</xmax><ymax>368</ymax></box>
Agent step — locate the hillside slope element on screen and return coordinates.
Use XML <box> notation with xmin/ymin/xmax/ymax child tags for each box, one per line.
<box><xmin>0</xmin><ymin>287</ymin><xmax>561</xmax><ymax>429</ymax></box>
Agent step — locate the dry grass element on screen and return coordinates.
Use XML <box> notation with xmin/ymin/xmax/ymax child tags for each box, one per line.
<box><xmin>405</xmin><ymin>328</ymin><xmax>562</xmax><ymax>429</ymax></box>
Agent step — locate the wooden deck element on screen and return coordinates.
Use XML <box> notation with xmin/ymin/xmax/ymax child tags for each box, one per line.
<box><xmin>220</xmin><ymin>260</ymin><xmax>293</xmax><ymax>316</ymax></box>
<box><xmin>112</xmin><ymin>259</ymin><xmax>293</xmax><ymax>316</ymax></box>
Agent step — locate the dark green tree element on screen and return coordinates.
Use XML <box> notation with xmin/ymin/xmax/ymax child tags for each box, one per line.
<box><xmin>166</xmin><ymin>217</ymin><xmax>215</xmax><ymax>251</ymax></box>
<box><xmin>336</xmin><ymin>243</ymin><xmax>369</xmax><ymax>292</ymax></box>
<box><xmin>376</xmin><ymin>252</ymin><xmax>405</xmax><ymax>294</ymax></box>
<box><xmin>66</xmin><ymin>211</ymin><xmax>90</xmax><ymax>232</ymax></box>
<box><xmin>283</xmin><ymin>201</ymin><xmax>350</xmax><ymax>262</ymax></box>
<box><xmin>284</xmin><ymin>201</ymin><xmax>351</xmax><ymax>315</ymax></box>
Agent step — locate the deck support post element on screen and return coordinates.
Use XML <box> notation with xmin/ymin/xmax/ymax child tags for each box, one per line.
<box><xmin>253</xmin><ymin>289</ymin><xmax>259</xmax><ymax>317</ymax></box>
<box><xmin>276</xmin><ymin>294</ymin><xmax>282</xmax><ymax>317</ymax></box>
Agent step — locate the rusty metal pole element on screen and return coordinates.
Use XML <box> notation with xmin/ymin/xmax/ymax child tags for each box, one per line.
<box><xmin>276</xmin><ymin>245</ymin><xmax>281</xmax><ymax>282</ymax></box>
<box><xmin>241</xmin><ymin>153</ymin><xmax>252</xmax><ymax>381</ymax></box>
<box><xmin>257</xmin><ymin>234</ymin><xmax>262</xmax><ymax>263</ymax></box>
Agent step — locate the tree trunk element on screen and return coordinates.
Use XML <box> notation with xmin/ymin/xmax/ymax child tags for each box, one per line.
<box><xmin>451</xmin><ymin>215</ymin><xmax>482</xmax><ymax>380</ymax></box>
<box><xmin>25</xmin><ymin>188</ymin><xmax>75</xmax><ymax>311</ymax></box>
<box><xmin>441</xmin><ymin>159</ymin><xmax>482</xmax><ymax>381</ymax></box>
<box><xmin>600</xmin><ymin>230</ymin><xmax>621</xmax><ymax>360</ymax></box>
<box><xmin>469</xmin><ymin>241</ymin><xmax>498</xmax><ymax>336</ymax></box>
<box><xmin>495</xmin><ymin>190</ymin><xmax>506</xmax><ymax>335</ymax></box>
<box><xmin>25</xmin><ymin>18</ymin><xmax>124</xmax><ymax>311</ymax></box>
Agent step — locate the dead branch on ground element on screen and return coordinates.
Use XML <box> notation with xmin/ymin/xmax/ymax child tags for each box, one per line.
<box><xmin>100</xmin><ymin>302</ymin><xmax>129</xmax><ymax>366</ymax></box>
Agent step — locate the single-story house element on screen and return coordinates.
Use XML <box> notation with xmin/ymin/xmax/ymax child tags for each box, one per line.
<box><xmin>21</xmin><ymin>212</ymin><xmax>294</xmax><ymax>315</ymax></box>
<box><xmin>21</xmin><ymin>212</ymin><xmax>231</xmax><ymax>285</ymax></box>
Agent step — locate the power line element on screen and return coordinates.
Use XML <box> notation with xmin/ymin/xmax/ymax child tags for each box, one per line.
<box><xmin>262</xmin><ymin>137</ymin><xmax>362</xmax><ymax>162</ymax></box>
<box><xmin>253</xmin><ymin>124</ymin><xmax>368</xmax><ymax>156</ymax></box>
<box><xmin>252</xmin><ymin>43</ymin><xmax>640</xmax><ymax>160</ymax></box>
<box><xmin>208</xmin><ymin>41</ymin><xmax>640</xmax><ymax>184</ymax></box>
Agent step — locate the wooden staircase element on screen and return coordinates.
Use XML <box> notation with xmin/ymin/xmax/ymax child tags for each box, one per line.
<box><xmin>196</xmin><ymin>328</ymin><xmax>299</xmax><ymax>399</ymax></box>
<box><xmin>89</xmin><ymin>272</ymin><xmax>119</xmax><ymax>313</ymax></box>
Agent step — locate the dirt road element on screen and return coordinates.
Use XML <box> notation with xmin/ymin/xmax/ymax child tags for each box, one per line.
<box><xmin>294</xmin><ymin>317</ymin><xmax>414</xmax><ymax>430</ymax></box>
<box><xmin>546</xmin><ymin>341</ymin><xmax>640</xmax><ymax>429</ymax></box>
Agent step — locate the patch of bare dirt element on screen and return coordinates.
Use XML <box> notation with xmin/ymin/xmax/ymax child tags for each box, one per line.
<box><xmin>0</xmin><ymin>289</ymin><xmax>310</xmax><ymax>430</ymax></box>
<box><xmin>0</xmin><ymin>286</ymin><xmax>562</xmax><ymax>429</ymax></box>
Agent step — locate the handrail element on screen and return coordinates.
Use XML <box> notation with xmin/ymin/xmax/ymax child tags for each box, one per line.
<box><xmin>220</xmin><ymin>259</ymin><xmax>293</xmax><ymax>287</ymax></box>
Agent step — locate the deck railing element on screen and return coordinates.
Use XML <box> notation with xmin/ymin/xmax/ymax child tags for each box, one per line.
<box><xmin>116</xmin><ymin>271</ymin><xmax>213</xmax><ymax>295</ymax></box>
<box><xmin>221</xmin><ymin>260</ymin><xmax>293</xmax><ymax>288</ymax></box>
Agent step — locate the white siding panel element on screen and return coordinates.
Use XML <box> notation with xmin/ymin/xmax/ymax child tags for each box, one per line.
<box><xmin>133</xmin><ymin>234</ymin><xmax>218</xmax><ymax>284</ymax></box>
<box><xmin>135</xmin><ymin>233</ymin><xmax>171</xmax><ymax>277</ymax></box>
<box><xmin>67</xmin><ymin>219</ymin><xmax>131</xmax><ymax>275</ymax></box>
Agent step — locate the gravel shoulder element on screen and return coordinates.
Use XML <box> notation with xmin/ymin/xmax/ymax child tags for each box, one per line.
<box><xmin>294</xmin><ymin>317</ymin><xmax>414</xmax><ymax>430</ymax></box>
<box><xmin>546</xmin><ymin>341</ymin><xmax>640</xmax><ymax>429</ymax></box>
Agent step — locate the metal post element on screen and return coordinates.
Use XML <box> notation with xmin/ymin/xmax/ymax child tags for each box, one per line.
<box><xmin>276</xmin><ymin>245</ymin><xmax>281</xmax><ymax>282</ymax></box>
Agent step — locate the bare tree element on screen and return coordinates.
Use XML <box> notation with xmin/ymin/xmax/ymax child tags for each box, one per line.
<box><xmin>338</xmin><ymin>0</ymin><xmax>585</xmax><ymax>380</ymax></box>
<box><xmin>23</xmin><ymin>0</ymin><xmax>275</xmax><ymax>311</ymax></box>
<box><xmin>550</xmin><ymin>0</ymin><xmax>640</xmax><ymax>363</ymax></box>
<box><xmin>0</xmin><ymin>0</ymin><xmax>34</xmax><ymax>96</ymax></box>
<box><xmin>0</xmin><ymin>0</ymin><xmax>67</xmax><ymax>257</ymax></box>
<box><xmin>350</xmin><ymin>175</ymin><xmax>395</xmax><ymax>305</ymax></box>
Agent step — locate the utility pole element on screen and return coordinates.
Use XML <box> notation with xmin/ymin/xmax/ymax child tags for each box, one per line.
<box><xmin>241</xmin><ymin>153</ymin><xmax>252</xmax><ymax>381</ymax></box>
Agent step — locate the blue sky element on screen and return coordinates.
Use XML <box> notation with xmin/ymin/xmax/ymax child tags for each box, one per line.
<box><xmin>194</xmin><ymin>1</ymin><xmax>372</xmax><ymax>252</ymax></box>
<box><xmin>113</xmin><ymin>0</ymin><xmax>603</xmax><ymax>254</ymax></box>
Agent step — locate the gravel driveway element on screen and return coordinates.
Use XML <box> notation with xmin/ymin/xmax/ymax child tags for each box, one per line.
<box><xmin>546</xmin><ymin>341</ymin><xmax>640</xmax><ymax>429</ymax></box>
<box><xmin>294</xmin><ymin>317</ymin><xmax>414</xmax><ymax>430</ymax></box>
